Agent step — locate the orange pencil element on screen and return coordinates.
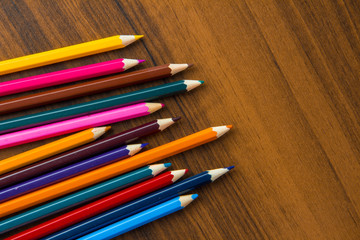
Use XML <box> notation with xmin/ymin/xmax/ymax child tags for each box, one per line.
<box><xmin>0</xmin><ymin>126</ymin><xmax>231</xmax><ymax>217</ymax></box>
<box><xmin>0</xmin><ymin>127</ymin><xmax>110</xmax><ymax>175</ymax></box>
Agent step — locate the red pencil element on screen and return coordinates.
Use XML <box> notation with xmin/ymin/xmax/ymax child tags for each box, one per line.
<box><xmin>6</xmin><ymin>169</ymin><xmax>187</xmax><ymax>240</ymax></box>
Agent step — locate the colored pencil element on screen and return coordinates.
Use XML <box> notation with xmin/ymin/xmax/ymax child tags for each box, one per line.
<box><xmin>0</xmin><ymin>63</ymin><xmax>192</xmax><ymax>116</ymax></box>
<box><xmin>43</xmin><ymin>167</ymin><xmax>233</xmax><ymax>240</ymax></box>
<box><xmin>0</xmin><ymin>102</ymin><xmax>163</xmax><ymax>149</ymax></box>
<box><xmin>0</xmin><ymin>164</ymin><xmax>170</xmax><ymax>234</ymax></box>
<box><xmin>0</xmin><ymin>126</ymin><xmax>231</xmax><ymax>217</ymax></box>
<box><xmin>77</xmin><ymin>195</ymin><xmax>197</xmax><ymax>240</ymax></box>
<box><xmin>0</xmin><ymin>35</ymin><xmax>143</xmax><ymax>75</ymax></box>
<box><xmin>0</xmin><ymin>127</ymin><xmax>109</xmax><ymax>175</ymax></box>
<box><xmin>0</xmin><ymin>58</ymin><xmax>143</xmax><ymax>98</ymax></box>
<box><xmin>7</xmin><ymin>170</ymin><xmax>187</xmax><ymax>240</ymax></box>
<box><xmin>0</xmin><ymin>144</ymin><xmax>146</xmax><ymax>202</ymax></box>
<box><xmin>0</xmin><ymin>118</ymin><xmax>179</xmax><ymax>189</ymax></box>
<box><xmin>0</xmin><ymin>79</ymin><xmax>200</xmax><ymax>134</ymax></box>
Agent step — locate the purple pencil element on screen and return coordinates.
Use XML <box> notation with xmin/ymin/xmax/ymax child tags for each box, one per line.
<box><xmin>0</xmin><ymin>117</ymin><xmax>180</xmax><ymax>189</ymax></box>
<box><xmin>0</xmin><ymin>144</ymin><xmax>147</xmax><ymax>203</ymax></box>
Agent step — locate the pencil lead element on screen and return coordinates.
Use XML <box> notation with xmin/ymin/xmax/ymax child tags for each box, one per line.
<box><xmin>227</xmin><ymin>166</ymin><xmax>235</xmax><ymax>170</ymax></box>
<box><xmin>140</xmin><ymin>143</ymin><xmax>149</xmax><ymax>148</ymax></box>
<box><xmin>134</xmin><ymin>35</ymin><xmax>144</xmax><ymax>40</ymax></box>
<box><xmin>172</xmin><ymin>116</ymin><xmax>181</xmax><ymax>122</ymax></box>
<box><xmin>187</xmin><ymin>63</ymin><xmax>194</xmax><ymax>68</ymax></box>
<box><xmin>164</xmin><ymin>163</ymin><xmax>172</xmax><ymax>168</ymax></box>
<box><xmin>138</xmin><ymin>59</ymin><xmax>146</xmax><ymax>63</ymax></box>
<box><xmin>184</xmin><ymin>80</ymin><xmax>204</xmax><ymax>91</ymax></box>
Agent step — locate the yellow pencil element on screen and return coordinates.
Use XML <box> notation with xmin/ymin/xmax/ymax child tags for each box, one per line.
<box><xmin>0</xmin><ymin>126</ymin><xmax>111</xmax><ymax>175</ymax></box>
<box><xmin>0</xmin><ymin>35</ymin><xmax>143</xmax><ymax>75</ymax></box>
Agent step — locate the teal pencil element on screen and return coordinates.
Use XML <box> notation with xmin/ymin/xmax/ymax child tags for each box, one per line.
<box><xmin>0</xmin><ymin>80</ymin><xmax>203</xmax><ymax>134</ymax></box>
<box><xmin>0</xmin><ymin>164</ymin><xmax>170</xmax><ymax>234</ymax></box>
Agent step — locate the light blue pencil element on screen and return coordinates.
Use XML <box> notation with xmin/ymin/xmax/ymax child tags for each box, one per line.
<box><xmin>77</xmin><ymin>194</ymin><xmax>198</xmax><ymax>240</ymax></box>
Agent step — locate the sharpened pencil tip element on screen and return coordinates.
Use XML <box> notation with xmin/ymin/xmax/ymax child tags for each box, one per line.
<box><xmin>199</xmin><ymin>80</ymin><xmax>204</xmax><ymax>84</ymax></box>
<box><xmin>172</xmin><ymin>116</ymin><xmax>181</xmax><ymax>122</ymax></box>
<box><xmin>123</xmin><ymin>59</ymin><xmax>142</xmax><ymax>70</ymax></box>
<box><xmin>212</xmin><ymin>126</ymin><xmax>231</xmax><ymax>138</ymax></box>
<box><xmin>127</xmin><ymin>144</ymin><xmax>145</xmax><ymax>156</ymax></box>
<box><xmin>171</xmin><ymin>169</ymin><xmax>187</xmax><ymax>182</ymax></box>
<box><xmin>119</xmin><ymin>35</ymin><xmax>143</xmax><ymax>46</ymax></box>
<box><xmin>140</xmin><ymin>143</ymin><xmax>149</xmax><ymax>148</ymax></box>
<box><xmin>184</xmin><ymin>80</ymin><xmax>203</xmax><ymax>91</ymax></box>
<box><xmin>227</xmin><ymin>166</ymin><xmax>235</xmax><ymax>170</ymax></box>
<box><xmin>185</xmin><ymin>169</ymin><xmax>189</xmax><ymax>174</ymax></box>
<box><xmin>207</xmin><ymin>168</ymin><xmax>231</xmax><ymax>181</ymax></box>
<box><xmin>161</xmin><ymin>103</ymin><xmax>165</xmax><ymax>108</ymax></box>
<box><xmin>187</xmin><ymin>63</ymin><xmax>194</xmax><ymax>68</ymax></box>
<box><xmin>138</xmin><ymin>59</ymin><xmax>145</xmax><ymax>63</ymax></box>
<box><xmin>149</xmin><ymin>163</ymin><xmax>170</xmax><ymax>176</ymax></box>
<box><xmin>227</xmin><ymin>125</ymin><xmax>233</xmax><ymax>129</ymax></box>
<box><xmin>145</xmin><ymin>103</ymin><xmax>164</xmax><ymax>113</ymax></box>
<box><xmin>169</xmin><ymin>64</ymin><xmax>191</xmax><ymax>75</ymax></box>
<box><xmin>92</xmin><ymin>126</ymin><xmax>111</xmax><ymax>139</ymax></box>
<box><xmin>180</xmin><ymin>194</ymin><xmax>197</xmax><ymax>207</ymax></box>
<box><xmin>157</xmin><ymin>118</ymin><xmax>178</xmax><ymax>131</ymax></box>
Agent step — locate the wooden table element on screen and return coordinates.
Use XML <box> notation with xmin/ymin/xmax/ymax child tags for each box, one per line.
<box><xmin>1</xmin><ymin>1</ymin><xmax>360</xmax><ymax>239</ymax></box>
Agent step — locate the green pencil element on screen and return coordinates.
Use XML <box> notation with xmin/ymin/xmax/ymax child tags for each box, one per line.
<box><xmin>0</xmin><ymin>80</ymin><xmax>203</xmax><ymax>134</ymax></box>
<box><xmin>0</xmin><ymin>164</ymin><xmax>170</xmax><ymax>234</ymax></box>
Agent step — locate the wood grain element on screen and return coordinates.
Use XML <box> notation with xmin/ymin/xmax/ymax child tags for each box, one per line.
<box><xmin>1</xmin><ymin>0</ymin><xmax>360</xmax><ymax>239</ymax></box>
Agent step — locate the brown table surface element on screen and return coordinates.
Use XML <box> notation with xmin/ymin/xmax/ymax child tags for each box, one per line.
<box><xmin>1</xmin><ymin>0</ymin><xmax>360</xmax><ymax>239</ymax></box>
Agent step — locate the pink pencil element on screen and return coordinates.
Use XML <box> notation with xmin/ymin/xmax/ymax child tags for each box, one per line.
<box><xmin>0</xmin><ymin>59</ymin><xmax>144</xmax><ymax>97</ymax></box>
<box><xmin>0</xmin><ymin>103</ymin><xmax>163</xmax><ymax>149</ymax></box>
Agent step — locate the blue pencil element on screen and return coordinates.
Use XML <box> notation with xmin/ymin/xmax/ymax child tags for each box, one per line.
<box><xmin>44</xmin><ymin>166</ymin><xmax>233</xmax><ymax>240</ymax></box>
<box><xmin>0</xmin><ymin>163</ymin><xmax>170</xmax><ymax>234</ymax></box>
<box><xmin>0</xmin><ymin>144</ymin><xmax>147</xmax><ymax>203</ymax></box>
<box><xmin>77</xmin><ymin>194</ymin><xmax>198</xmax><ymax>240</ymax></box>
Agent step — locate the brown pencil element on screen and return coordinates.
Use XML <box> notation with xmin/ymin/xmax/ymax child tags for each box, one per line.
<box><xmin>0</xmin><ymin>64</ymin><xmax>192</xmax><ymax>114</ymax></box>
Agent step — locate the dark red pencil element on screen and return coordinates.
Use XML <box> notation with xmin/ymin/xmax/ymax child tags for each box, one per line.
<box><xmin>0</xmin><ymin>117</ymin><xmax>180</xmax><ymax>189</ymax></box>
<box><xmin>6</xmin><ymin>170</ymin><xmax>187</xmax><ymax>240</ymax></box>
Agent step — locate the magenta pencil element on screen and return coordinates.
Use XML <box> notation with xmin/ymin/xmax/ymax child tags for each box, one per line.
<box><xmin>0</xmin><ymin>103</ymin><xmax>163</xmax><ymax>149</ymax></box>
<box><xmin>0</xmin><ymin>59</ymin><xmax>143</xmax><ymax>97</ymax></box>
